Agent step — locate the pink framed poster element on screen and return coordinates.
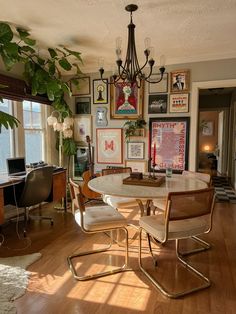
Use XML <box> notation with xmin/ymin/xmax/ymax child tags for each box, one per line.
<box><xmin>149</xmin><ymin>117</ymin><xmax>190</xmax><ymax>172</ymax></box>
<box><xmin>96</xmin><ymin>128</ymin><xmax>123</xmax><ymax>164</ymax></box>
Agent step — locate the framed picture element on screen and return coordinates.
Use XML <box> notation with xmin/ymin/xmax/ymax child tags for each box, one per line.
<box><xmin>96</xmin><ymin>128</ymin><xmax>123</xmax><ymax>164</ymax></box>
<box><xmin>170</xmin><ymin>69</ymin><xmax>190</xmax><ymax>93</ymax></box>
<box><xmin>202</xmin><ymin>121</ymin><xmax>214</xmax><ymax>136</ymax></box>
<box><xmin>74</xmin><ymin>115</ymin><xmax>92</xmax><ymax>144</ymax></box>
<box><xmin>110</xmin><ymin>80</ymin><xmax>144</xmax><ymax>119</ymax></box>
<box><xmin>148</xmin><ymin>73</ymin><xmax>168</xmax><ymax>94</ymax></box>
<box><xmin>127</xmin><ymin>142</ymin><xmax>145</xmax><ymax>159</ymax></box>
<box><xmin>148</xmin><ymin>94</ymin><xmax>168</xmax><ymax>114</ymax></box>
<box><xmin>125</xmin><ymin>160</ymin><xmax>147</xmax><ymax>173</ymax></box>
<box><xmin>93</xmin><ymin>79</ymin><xmax>108</xmax><ymax>104</ymax></box>
<box><xmin>75</xmin><ymin>96</ymin><xmax>91</xmax><ymax>114</ymax></box>
<box><xmin>72</xmin><ymin>146</ymin><xmax>90</xmax><ymax>180</ymax></box>
<box><xmin>70</xmin><ymin>76</ymin><xmax>90</xmax><ymax>96</ymax></box>
<box><xmin>149</xmin><ymin>117</ymin><xmax>190</xmax><ymax>172</ymax></box>
<box><xmin>169</xmin><ymin>93</ymin><xmax>189</xmax><ymax>113</ymax></box>
<box><xmin>95</xmin><ymin>107</ymin><xmax>108</xmax><ymax>127</ymax></box>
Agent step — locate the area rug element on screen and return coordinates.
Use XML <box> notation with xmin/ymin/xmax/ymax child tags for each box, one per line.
<box><xmin>0</xmin><ymin>252</ymin><xmax>41</xmax><ymax>314</ymax></box>
<box><xmin>211</xmin><ymin>176</ymin><xmax>236</xmax><ymax>203</ymax></box>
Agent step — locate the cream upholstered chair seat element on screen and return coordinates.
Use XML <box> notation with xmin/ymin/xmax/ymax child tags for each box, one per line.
<box><xmin>102</xmin><ymin>195</ymin><xmax>138</xmax><ymax>209</ymax></box>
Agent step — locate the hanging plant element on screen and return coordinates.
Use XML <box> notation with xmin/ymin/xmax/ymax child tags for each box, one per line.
<box><xmin>123</xmin><ymin>117</ymin><xmax>146</xmax><ymax>141</ymax></box>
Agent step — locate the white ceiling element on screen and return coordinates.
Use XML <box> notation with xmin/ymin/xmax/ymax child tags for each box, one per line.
<box><xmin>1</xmin><ymin>0</ymin><xmax>236</xmax><ymax>74</ymax></box>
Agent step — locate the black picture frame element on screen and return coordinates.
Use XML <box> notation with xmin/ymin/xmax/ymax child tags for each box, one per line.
<box><xmin>149</xmin><ymin>117</ymin><xmax>190</xmax><ymax>173</ymax></box>
<box><xmin>148</xmin><ymin>94</ymin><xmax>168</xmax><ymax>114</ymax></box>
<box><xmin>75</xmin><ymin>96</ymin><xmax>91</xmax><ymax>114</ymax></box>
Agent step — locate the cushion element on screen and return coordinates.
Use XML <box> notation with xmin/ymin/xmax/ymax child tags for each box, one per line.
<box><xmin>103</xmin><ymin>195</ymin><xmax>138</xmax><ymax>209</ymax></box>
<box><xmin>152</xmin><ymin>198</ymin><xmax>166</xmax><ymax>211</ymax></box>
<box><xmin>74</xmin><ymin>205</ymin><xmax>127</xmax><ymax>231</ymax></box>
<box><xmin>139</xmin><ymin>213</ymin><xmax>211</xmax><ymax>242</ymax></box>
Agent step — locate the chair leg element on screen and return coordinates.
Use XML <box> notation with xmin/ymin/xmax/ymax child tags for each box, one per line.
<box><xmin>138</xmin><ymin>229</ymin><xmax>211</xmax><ymax>298</ymax></box>
<box><xmin>67</xmin><ymin>227</ymin><xmax>129</xmax><ymax>281</ymax></box>
<box><xmin>178</xmin><ymin>236</ymin><xmax>211</xmax><ymax>256</ymax></box>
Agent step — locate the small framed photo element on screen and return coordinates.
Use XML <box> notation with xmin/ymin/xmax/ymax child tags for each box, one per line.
<box><xmin>170</xmin><ymin>70</ymin><xmax>190</xmax><ymax>93</ymax></box>
<box><xmin>125</xmin><ymin>160</ymin><xmax>147</xmax><ymax>173</ymax></box>
<box><xmin>75</xmin><ymin>97</ymin><xmax>91</xmax><ymax>114</ymax></box>
<box><xmin>202</xmin><ymin>121</ymin><xmax>214</xmax><ymax>136</ymax></box>
<box><xmin>148</xmin><ymin>73</ymin><xmax>168</xmax><ymax>94</ymax></box>
<box><xmin>127</xmin><ymin>142</ymin><xmax>145</xmax><ymax>159</ymax></box>
<box><xmin>74</xmin><ymin>115</ymin><xmax>92</xmax><ymax>145</ymax></box>
<box><xmin>95</xmin><ymin>107</ymin><xmax>108</xmax><ymax>127</ymax></box>
<box><xmin>93</xmin><ymin>79</ymin><xmax>108</xmax><ymax>104</ymax></box>
<box><xmin>169</xmin><ymin>93</ymin><xmax>189</xmax><ymax>113</ymax></box>
<box><xmin>96</xmin><ymin>128</ymin><xmax>123</xmax><ymax>164</ymax></box>
<box><xmin>70</xmin><ymin>76</ymin><xmax>90</xmax><ymax>96</ymax></box>
<box><xmin>148</xmin><ymin>94</ymin><xmax>168</xmax><ymax>114</ymax></box>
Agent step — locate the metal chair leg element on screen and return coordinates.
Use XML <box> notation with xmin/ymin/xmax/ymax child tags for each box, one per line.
<box><xmin>67</xmin><ymin>227</ymin><xmax>129</xmax><ymax>281</ymax></box>
<box><xmin>178</xmin><ymin>236</ymin><xmax>211</xmax><ymax>256</ymax></box>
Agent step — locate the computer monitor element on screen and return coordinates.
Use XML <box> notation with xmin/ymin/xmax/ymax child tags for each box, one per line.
<box><xmin>6</xmin><ymin>157</ymin><xmax>26</xmax><ymax>176</ymax></box>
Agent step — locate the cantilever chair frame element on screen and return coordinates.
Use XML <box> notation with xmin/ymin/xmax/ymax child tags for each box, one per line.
<box><xmin>139</xmin><ymin>187</ymin><xmax>215</xmax><ymax>298</ymax></box>
<box><xmin>67</xmin><ymin>184</ymin><xmax>129</xmax><ymax>281</ymax></box>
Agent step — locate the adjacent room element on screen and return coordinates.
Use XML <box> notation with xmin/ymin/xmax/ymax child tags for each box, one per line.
<box><xmin>0</xmin><ymin>1</ymin><xmax>236</xmax><ymax>313</ymax></box>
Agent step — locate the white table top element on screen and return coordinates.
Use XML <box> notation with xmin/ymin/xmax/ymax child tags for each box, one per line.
<box><xmin>88</xmin><ymin>173</ymin><xmax>207</xmax><ymax>200</ymax></box>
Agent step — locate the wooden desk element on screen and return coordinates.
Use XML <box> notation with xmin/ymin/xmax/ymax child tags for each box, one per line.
<box><xmin>0</xmin><ymin>169</ymin><xmax>67</xmax><ymax>224</ymax></box>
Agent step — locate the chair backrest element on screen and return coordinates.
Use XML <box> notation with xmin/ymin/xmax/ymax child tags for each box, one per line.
<box><xmin>182</xmin><ymin>170</ymin><xmax>211</xmax><ymax>186</ymax></box>
<box><xmin>69</xmin><ymin>178</ymin><xmax>82</xmax><ymax>214</ymax></box>
<box><xmin>166</xmin><ymin>187</ymin><xmax>215</xmax><ymax>221</ymax></box>
<box><xmin>18</xmin><ymin>166</ymin><xmax>54</xmax><ymax>207</ymax></box>
<box><xmin>102</xmin><ymin>167</ymin><xmax>132</xmax><ymax>176</ymax></box>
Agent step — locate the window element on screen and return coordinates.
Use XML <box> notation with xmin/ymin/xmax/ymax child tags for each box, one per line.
<box><xmin>23</xmin><ymin>101</ymin><xmax>45</xmax><ymax>164</ymax></box>
<box><xmin>0</xmin><ymin>99</ymin><xmax>14</xmax><ymax>172</ymax></box>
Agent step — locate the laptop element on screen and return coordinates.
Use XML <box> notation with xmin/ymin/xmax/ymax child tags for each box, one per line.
<box><xmin>7</xmin><ymin>157</ymin><xmax>27</xmax><ymax>177</ymax></box>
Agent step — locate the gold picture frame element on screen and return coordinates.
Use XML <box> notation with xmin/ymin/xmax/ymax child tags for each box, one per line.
<box><xmin>170</xmin><ymin>69</ymin><xmax>190</xmax><ymax>93</ymax></box>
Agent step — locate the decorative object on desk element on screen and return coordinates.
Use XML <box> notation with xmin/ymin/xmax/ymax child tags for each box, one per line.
<box><xmin>148</xmin><ymin>94</ymin><xmax>168</xmax><ymax>114</ymax></box>
<box><xmin>170</xmin><ymin>69</ymin><xmax>190</xmax><ymax>93</ymax></box>
<box><xmin>93</xmin><ymin>79</ymin><xmax>108</xmax><ymax>104</ymax></box>
<box><xmin>96</xmin><ymin>128</ymin><xmax>123</xmax><ymax>164</ymax></box>
<box><xmin>75</xmin><ymin>97</ymin><xmax>91</xmax><ymax>114</ymax></box>
<box><xmin>125</xmin><ymin>160</ymin><xmax>147</xmax><ymax>173</ymax></box>
<box><xmin>70</xmin><ymin>76</ymin><xmax>90</xmax><ymax>96</ymax></box>
<box><xmin>123</xmin><ymin>118</ymin><xmax>146</xmax><ymax>141</ymax></box>
<box><xmin>123</xmin><ymin>175</ymin><xmax>165</xmax><ymax>187</ymax></box>
<box><xmin>127</xmin><ymin>142</ymin><xmax>145</xmax><ymax>159</ymax></box>
<box><xmin>169</xmin><ymin>93</ymin><xmax>189</xmax><ymax>113</ymax></box>
<box><xmin>0</xmin><ymin>253</ymin><xmax>41</xmax><ymax>314</ymax></box>
<box><xmin>130</xmin><ymin>172</ymin><xmax>143</xmax><ymax>179</ymax></box>
<box><xmin>149</xmin><ymin>117</ymin><xmax>190</xmax><ymax>172</ymax></box>
<box><xmin>110</xmin><ymin>80</ymin><xmax>144</xmax><ymax>119</ymax></box>
<box><xmin>95</xmin><ymin>107</ymin><xmax>108</xmax><ymax>127</ymax></box>
<box><xmin>74</xmin><ymin>115</ymin><xmax>92</xmax><ymax>145</ymax></box>
<box><xmin>149</xmin><ymin>73</ymin><xmax>168</xmax><ymax>94</ymax></box>
<box><xmin>98</xmin><ymin>4</ymin><xmax>165</xmax><ymax>88</ymax></box>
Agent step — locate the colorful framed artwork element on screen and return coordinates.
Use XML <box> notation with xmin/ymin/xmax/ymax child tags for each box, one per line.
<box><xmin>95</xmin><ymin>107</ymin><xmax>108</xmax><ymax>127</ymax></box>
<box><xmin>96</xmin><ymin>128</ymin><xmax>123</xmax><ymax>164</ymax></box>
<box><xmin>74</xmin><ymin>115</ymin><xmax>92</xmax><ymax>144</ymax></box>
<box><xmin>125</xmin><ymin>160</ymin><xmax>147</xmax><ymax>173</ymax></box>
<box><xmin>93</xmin><ymin>79</ymin><xmax>108</xmax><ymax>104</ymax></box>
<box><xmin>148</xmin><ymin>94</ymin><xmax>168</xmax><ymax>114</ymax></box>
<box><xmin>75</xmin><ymin>96</ymin><xmax>91</xmax><ymax>114</ymax></box>
<box><xmin>149</xmin><ymin>117</ymin><xmax>190</xmax><ymax>172</ymax></box>
<box><xmin>170</xmin><ymin>69</ymin><xmax>190</xmax><ymax>93</ymax></box>
<box><xmin>148</xmin><ymin>73</ymin><xmax>168</xmax><ymax>94</ymax></box>
<box><xmin>169</xmin><ymin>93</ymin><xmax>189</xmax><ymax>113</ymax></box>
<box><xmin>70</xmin><ymin>76</ymin><xmax>90</xmax><ymax>96</ymax></box>
<box><xmin>110</xmin><ymin>80</ymin><xmax>144</xmax><ymax>119</ymax></box>
<box><xmin>127</xmin><ymin>142</ymin><xmax>145</xmax><ymax>159</ymax></box>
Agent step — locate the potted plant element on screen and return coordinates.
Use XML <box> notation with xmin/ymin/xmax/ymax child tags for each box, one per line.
<box><xmin>123</xmin><ymin>117</ymin><xmax>146</xmax><ymax>141</ymax></box>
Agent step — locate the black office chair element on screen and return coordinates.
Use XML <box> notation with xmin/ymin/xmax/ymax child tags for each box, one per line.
<box><xmin>16</xmin><ymin>166</ymin><xmax>54</xmax><ymax>236</ymax></box>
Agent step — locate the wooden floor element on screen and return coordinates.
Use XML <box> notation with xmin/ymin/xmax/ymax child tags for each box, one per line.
<box><xmin>0</xmin><ymin>201</ymin><xmax>236</xmax><ymax>314</ymax></box>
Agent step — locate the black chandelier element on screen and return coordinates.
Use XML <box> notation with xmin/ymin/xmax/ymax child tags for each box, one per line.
<box><xmin>99</xmin><ymin>4</ymin><xmax>165</xmax><ymax>88</ymax></box>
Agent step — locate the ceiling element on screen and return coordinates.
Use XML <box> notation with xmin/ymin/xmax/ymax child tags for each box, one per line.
<box><xmin>1</xmin><ymin>0</ymin><xmax>236</xmax><ymax>74</ymax></box>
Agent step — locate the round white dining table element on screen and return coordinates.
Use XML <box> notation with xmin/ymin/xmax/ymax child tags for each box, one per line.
<box><xmin>88</xmin><ymin>173</ymin><xmax>207</xmax><ymax>201</ymax></box>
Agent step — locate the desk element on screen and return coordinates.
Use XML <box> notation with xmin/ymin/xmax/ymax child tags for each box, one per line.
<box><xmin>0</xmin><ymin>169</ymin><xmax>67</xmax><ymax>224</ymax></box>
<box><xmin>88</xmin><ymin>173</ymin><xmax>207</xmax><ymax>200</ymax></box>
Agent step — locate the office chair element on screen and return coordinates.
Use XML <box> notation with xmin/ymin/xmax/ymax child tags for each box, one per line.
<box><xmin>67</xmin><ymin>182</ymin><xmax>129</xmax><ymax>281</ymax></box>
<box><xmin>139</xmin><ymin>187</ymin><xmax>215</xmax><ymax>298</ymax></box>
<box><xmin>16</xmin><ymin>166</ymin><xmax>54</xmax><ymax>236</ymax></box>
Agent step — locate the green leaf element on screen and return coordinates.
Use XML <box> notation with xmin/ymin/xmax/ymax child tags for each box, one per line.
<box><xmin>23</xmin><ymin>37</ymin><xmax>36</xmax><ymax>46</ymax></box>
<box><xmin>64</xmin><ymin>47</ymin><xmax>82</xmax><ymax>62</ymax></box>
<box><xmin>59</xmin><ymin>58</ymin><xmax>72</xmax><ymax>71</ymax></box>
<box><xmin>0</xmin><ymin>23</ymin><xmax>13</xmax><ymax>43</ymax></box>
<box><xmin>1</xmin><ymin>51</ymin><xmax>16</xmax><ymax>70</ymax></box>
<box><xmin>48</xmin><ymin>48</ymin><xmax>57</xmax><ymax>58</ymax></box>
<box><xmin>16</xmin><ymin>27</ymin><xmax>30</xmax><ymax>39</ymax></box>
<box><xmin>72</xmin><ymin>63</ymin><xmax>83</xmax><ymax>75</ymax></box>
<box><xmin>0</xmin><ymin>110</ymin><xmax>20</xmax><ymax>129</ymax></box>
<box><xmin>3</xmin><ymin>42</ymin><xmax>19</xmax><ymax>58</ymax></box>
<box><xmin>62</xmin><ymin>82</ymin><xmax>72</xmax><ymax>97</ymax></box>
<box><xmin>19</xmin><ymin>45</ymin><xmax>35</xmax><ymax>53</ymax></box>
<box><xmin>48</xmin><ymin>61</ymin><xmax>56</xmax><ymax>76</ymax></box>
<box><xmin>46</xmin><ymin>80</ymin><xmax>61</xmax><ymax>101</ymax></box>
<box><xmin>37</xmin><ymin>56</ymin><xmax>45</xmax><ymax>65</ymax></box>
<box><xmin>63</xmin><ymin>138</ymin><xmax>77</xmax><ymax>156</ymax></box>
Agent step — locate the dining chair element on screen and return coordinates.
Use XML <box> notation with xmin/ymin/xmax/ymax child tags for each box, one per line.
<box><xmin>138</xmin><ymin>187</ymin><xmax>215</xmax><ymax>298</ymax></box>
<box><xmin>68</xmin><ymin>178</ymin><xmax>80</xmax><ymax>215</ymax></box>
<box><xmin>152</xmin><ymin>170</ymin><xmax>212</xmax><ymax>255</ymax></box>
<box><xmin>67</xmin><ymin>182</ymin><xmax>129</xmax><ymax>281</ymax></box>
